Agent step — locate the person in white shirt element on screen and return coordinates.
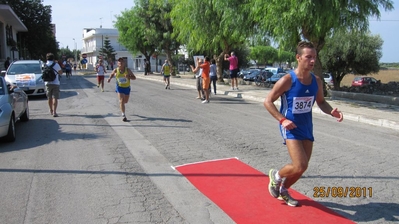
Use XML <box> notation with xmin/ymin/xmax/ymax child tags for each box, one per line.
<box><xmin>95</xmin><ymin>59</ymin><xmax>107</xmax><ymax>92</ymax></box>
<box><xmin>45</xmin><ymin>53</ymin><xmax>63</xmax><ymax>117</ymax></box>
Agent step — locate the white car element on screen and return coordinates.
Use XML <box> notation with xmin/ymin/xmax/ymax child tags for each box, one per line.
<box><xmin>4</xmin><ymin>60</ymin><xmax>46</xmax><ymax>96</ymax></box>
<box><xmin>0</xmin><ymin>76</ymin><xmax>29</xmax><ymax>142</ymax></box>
<box><xmin>323</xmin><ymin>73</ymin><xmax>334</xmax><ymax>87</ymax></box>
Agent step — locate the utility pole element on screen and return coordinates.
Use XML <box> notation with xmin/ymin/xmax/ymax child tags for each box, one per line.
<box><xmin>73</xmin><ymin>38</ymin><xmax>77</xmax><ymax>67</ymax></box>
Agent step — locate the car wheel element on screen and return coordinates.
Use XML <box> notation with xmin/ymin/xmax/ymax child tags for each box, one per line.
<box><xmin>3</xmin><ymin>116</ymin><xmax>16</xmax><ymax>142</ymax></box>
<box><xmin>20</xmin><ymin>103</ymin><xmax>29</xmax><ymax>122</ymax></box>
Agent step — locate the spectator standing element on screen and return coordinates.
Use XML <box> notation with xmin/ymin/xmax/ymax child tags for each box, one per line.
<box><xmin>191</xmin><ymin>59</ymin><xmax>204</xmax><ymax>100</ymax></box>
<box><xmin>95</xmin><ymin>59</ymin><xmax>107</xmax><ymax>91</ymax></box>
<box><xmin>192</xmin><ymin>56</ymin><xmax>211</xmax><ymax>103</ymax></box>
<box><xmin>209</xmin><ymin>59</ymin><xmax>217</xmax><ymax>95</ymax></box>
<box><xmin>4</xmin><ymin>57</ymin><xmax>10</xmax><ymax>70</ymax></box>
<box><xmin>144</xmin><ymin>58</ymin><xmax>150</xmax><ymax>75</ymax></box>
<box><xmin>44</xmin><ymin>53</ymin><xmax>63</xmax><ymax>117</ymax></box>
<box><xmin>224</xmin><ymin>51</ymin><xmax>239</xmax><ymax>90</ymax></box>
<box><xmin>264</xmin><ymin>41</ymin><xmax>343</xmax><ymax>207</ymax></box>
<box><xmin>107</xmin><ymin>58</ymin><xmax>136</xmax><ymax>122</ymax></box>
<box><xmin>161</xmin><ymin>60</ymin><xmax>171</xmax><ymax>89</ymax></box>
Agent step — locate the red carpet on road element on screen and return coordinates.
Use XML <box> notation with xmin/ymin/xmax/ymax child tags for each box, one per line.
<box><xmin>174</xmin><ymin>158</ymin><xmax>354</xmax><ymax>224</ymax></box>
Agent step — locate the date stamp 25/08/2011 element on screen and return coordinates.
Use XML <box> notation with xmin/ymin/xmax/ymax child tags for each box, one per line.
<box><xmin>313</xmin><ymin>187</ymin><xmax>373</xmax><ymax>198</ymax></box>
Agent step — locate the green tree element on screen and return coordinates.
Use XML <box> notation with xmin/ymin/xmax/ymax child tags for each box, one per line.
<box><xmin>98</xmin><ymin>36</ymin><xmax>116</xmax><ymax>66</ymax></box>
<box><xmin>115</xmin><ymin>6</ymin><xmax>156</xmax><ymax>71</ymax></box>
<box><xmin>171</xmin><ymin>0</ymin><xmax>254</xmax><ymax>81</ymax></box>
<box><xmin>58</xmin><ymin>46</ymin><xmax>80</xmax><ymax>63</ymax></box>
<box><xmin>249</xmin><ymin>46</ymin><xmax>278</xmax><ymax>67</ymax></box>
<box><xmin>320</xmin><ymin>31</ymin><xmax>383</xmax><ymax>89</ymax></box>
<box><xmin>276</xmin><ymin>50</ymin><xmax>295</xmax><ymax>68</ymax></box>
<box><xmin>136</xmin><ymin>0</ymin><xmax>181</xmax><ymax>75</ymax></box>
<box><xmin>252</xmin><ymin>0</ymin><xmax>394</xmax><ymax>78</ymax></box>
<box><xmin>58</xmin><ymin>46</ymin><xmax>73</xmax><ymax>60</ymax></box>
<box><xmin>1</xmin><ymin>0</ymin><xmax>57</xmax><ymax>60</ymax></box>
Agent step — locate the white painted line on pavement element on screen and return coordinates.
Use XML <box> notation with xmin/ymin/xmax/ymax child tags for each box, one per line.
<box><xmin>104</xmin><ymin>117</ymin><xmax>234</xmax><ymax>224</ymax></box>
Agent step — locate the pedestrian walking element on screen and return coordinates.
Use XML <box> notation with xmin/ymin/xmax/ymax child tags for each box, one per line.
<box><xmin>264</xmin><ymin>41</ymin><xmax>343</xmax><ymax>207</ymax></box>
<box><xmin>95</xmin><ymin>59</ymin><xmax>107</xmax><ymax>91</ymax></box>
<box><xmin>209</xmin><ymin>59</ymin><xmax>217</xmax><ymax>94</ymax></box>
<box><xmin>4</xmin><ymin>57</ymin><xmax>10</xmax><ymax>70</ymax></box>
<box><xmin>192</xmin><ymin>56</ymin><xmax>211</xmax><ymax>103</ymax></box>
<box><xmin>144</xmin><ymin>58</ymin><xmax>150</xmax><ymax>75</ymax></box>
<box><xmin>44</xmin><ymin>53</ymin><xmax>63</xmax><ymax>117</ymax></box>
<box><xmin>65</xmin><ymin>62</ymin><xmax>72</xmax><ymax>79</ymax></box>
<box><xmin>161</xmin><ymin>60</ymin><xmax>171</xmax><ymax>89</ymax></box>
<box><xmin>224</xmin><ymin>51</ymin><xmax>239</xmax><ymax>90</ymax></box>
<box><xmin>107</xmin><ymin>58</ymin><xmax>136</xmax><ymax>122</ymax></box>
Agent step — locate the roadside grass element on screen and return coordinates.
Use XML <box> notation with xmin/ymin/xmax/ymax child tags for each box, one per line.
<box><xmin>341</xmin><ymin>69</ymin><xmax>399</xmax><ymax>86</ymax></box>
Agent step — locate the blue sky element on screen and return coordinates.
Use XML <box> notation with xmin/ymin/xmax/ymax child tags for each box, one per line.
<box><xmin>43</xmin><ymin>0</ymin><xmax>398</xmax><ymax>63</ymax></box>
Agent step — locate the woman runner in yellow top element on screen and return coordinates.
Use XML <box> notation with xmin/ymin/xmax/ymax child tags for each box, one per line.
<box><xmin>161</xmin><ymin>60</ymin><xmax>171</xmax><ymax>89</ymax></box>
<box><xmin>107</xmin><ymin>58</ymin><xmax>136</xmax><ymax>121</ymax></box>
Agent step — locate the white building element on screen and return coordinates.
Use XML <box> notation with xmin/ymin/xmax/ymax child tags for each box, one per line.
<box><xmin>81</xmin><ymin>28</ymin><xmax>165</xmax><ymax>72</ymax></box>
<box><xmin>0</xmin><ymin>4</ymin><xmax>28</xmax><ymax>68</ymax></box>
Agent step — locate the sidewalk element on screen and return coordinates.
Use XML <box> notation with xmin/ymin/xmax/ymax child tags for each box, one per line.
<box><xmin>132</xmin><ymin>72</ymin><xmax>399</xmax><ymax>130</ymax></box>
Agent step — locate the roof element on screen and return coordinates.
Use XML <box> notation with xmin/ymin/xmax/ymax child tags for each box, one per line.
<box><xmin>0</xmin><ymin>4</ymin><xmax>28</xmax><ymax>32</ymax></box>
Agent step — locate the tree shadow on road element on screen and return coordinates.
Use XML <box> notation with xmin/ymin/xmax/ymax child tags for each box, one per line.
<box><xmin>320</xmin><ymin>201</ymin><xmax>399</xmax><ymax>223</ymax></box>
<box><xmin>0</xmin><ymin>118</ymin><xmax>103</xmax><ymax>152</ymax></box>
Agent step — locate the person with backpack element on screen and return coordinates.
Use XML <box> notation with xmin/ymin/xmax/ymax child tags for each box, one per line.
<box><xmin>44</xmin><ymin>53</ymin><xmax>63</xmax><ymax>117</ymax></box>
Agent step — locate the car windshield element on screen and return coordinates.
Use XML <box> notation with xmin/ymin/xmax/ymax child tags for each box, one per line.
<box><xmin>7</xmin><ymin>63</ymin><xmax>42</xmax><ymax>75</ymax></box>
<box><xmin>353</xmin><ymin>77</ymin><xmax>363</xmax><ymax>81</ymax></box>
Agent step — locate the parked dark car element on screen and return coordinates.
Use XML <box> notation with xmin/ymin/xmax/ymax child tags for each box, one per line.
<box><xmin>238</xmin><ymin>69</ymin><xmax>250</xmax><ymax>79</ymax></box>
<box><xmin>266</xmin><ymin>73</ymin><xmax>286</xmax><ymax>84</ymax></box>
<box><xmin>351</xmin><ymin>76</ymin><xmax>381</xmax><ymax>87</ymax></box>
<box><xmin>265</xmin><ymin>67</ymin><xmax>285</xmax><ymax>76</ymax></box>
<box><xmin>243</xmin><ymin>69</ymin><xmax>261</xmax><ymax>81</ymax></box>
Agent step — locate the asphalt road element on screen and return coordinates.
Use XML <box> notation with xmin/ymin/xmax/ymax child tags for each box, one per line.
<box><xmin>0</xmin><ymin>74</ymin><xmax>398</xmax><ymax>224</ymax></box>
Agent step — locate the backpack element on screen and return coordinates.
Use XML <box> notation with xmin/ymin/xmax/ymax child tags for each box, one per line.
<box><xmin>42</xmin><ymin>62</ymin><xmax>57</xmax><ymax>81</ymax></box>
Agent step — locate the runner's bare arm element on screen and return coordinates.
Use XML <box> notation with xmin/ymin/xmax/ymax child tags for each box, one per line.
<box><xmin>264</xmin><ymin>75</ymin><xmax>297</xmax><ymax>129</ymax></box>
<box><xmin>107</xmin><ymin>69</ymin><xmax>117</xmax><ymax>82</ymax></box>
<box><xmin>127</xmin><ymin>69</ymin><xmax>136</xmax><ymax>80</ymax></box>
<box><xmin>315</xmin><ymin>76</ymin><xmax>343</xmax><ymax>122</ymax></box>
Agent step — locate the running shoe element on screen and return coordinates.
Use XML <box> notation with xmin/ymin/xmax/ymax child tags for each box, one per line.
<box><xmin>268</xmin><ymin>169</ymin><xmax>280</xmax><ymax>198</ymax></box>
<box><xmin>201</xmin><ymin>100</ymin><xmax>209</xmax><ymax>104</ymax></box>
<box><xmin>278</xmin><ymin>190</ymin><xmax>299</xmax><ymax>207</ymax></box>
<box><xmin>122</xmin><ymin>116</ymin><xmax>127</xmax><ymax>122</ymax></box>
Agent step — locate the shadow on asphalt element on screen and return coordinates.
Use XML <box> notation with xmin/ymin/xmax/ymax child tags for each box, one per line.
<box><xmin>320</xmin><ymin>201</ymin><xmax>399</xmax><ymax>223</ymax></box>
<box><xmin>0</xmin><ymin>118</ymin><xmax>103</xmax><ymax>152</ymax></box>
